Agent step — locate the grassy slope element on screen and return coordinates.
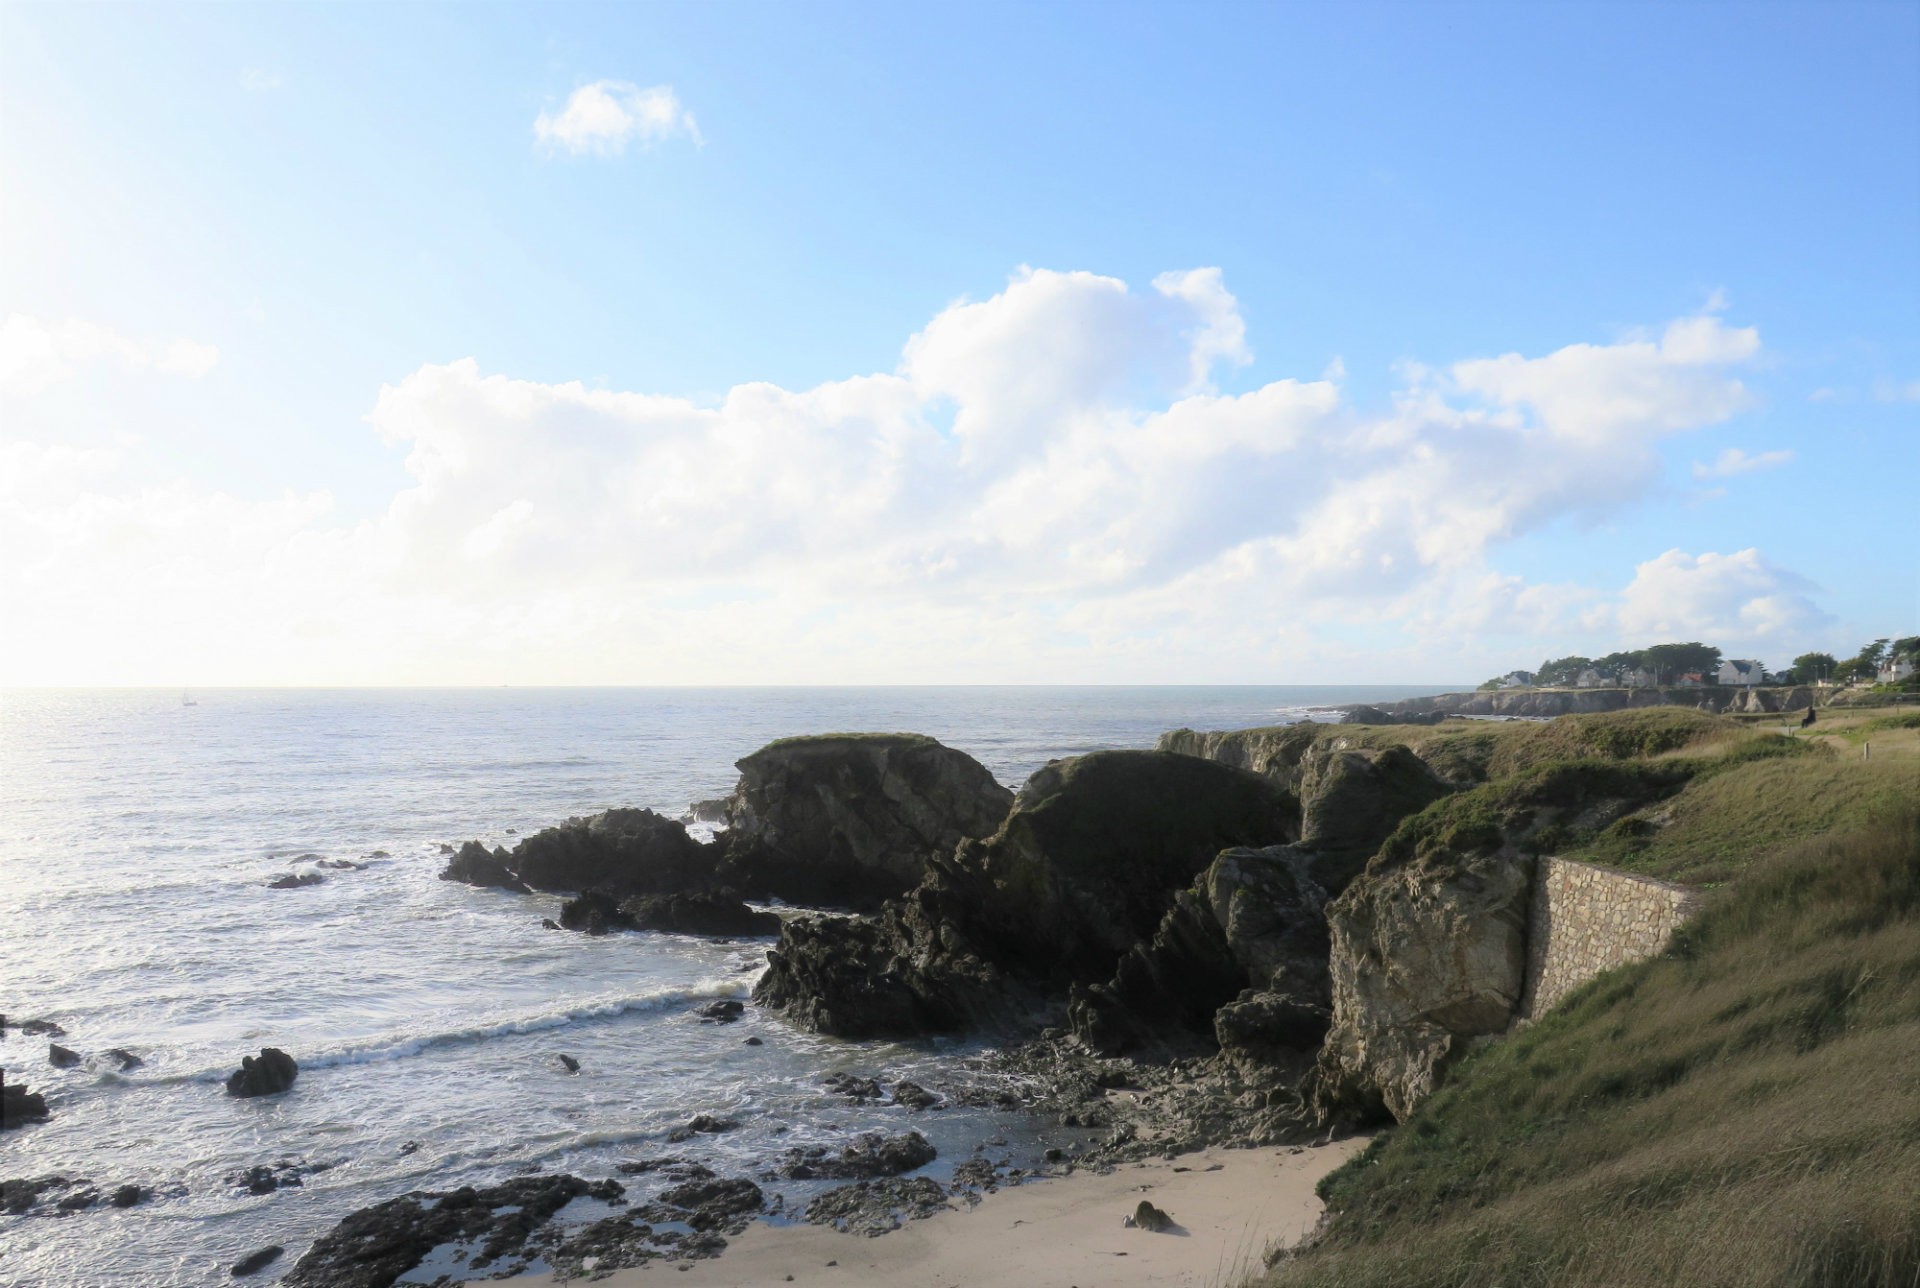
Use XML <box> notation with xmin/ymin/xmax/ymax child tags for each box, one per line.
<box><xmin>1266</xmin><ymin>811</ymin><xmax>1920</xmax><ymax>1288</ymax></box>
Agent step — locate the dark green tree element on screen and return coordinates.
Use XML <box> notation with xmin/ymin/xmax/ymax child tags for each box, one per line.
<box><xmin>1535</xmin><ymin>655</ymin><xmax>1593</xmax><ymax>687</ymax></box>
<box><xmin>1788</xmin><ymin>652</ymin><xmax>1837</xmax><ymax>684</ymax></box>
<box><xmin>1640</xmin><ymin>642</ymin><xmax>1723</xmax><ymax>685</ymax></box>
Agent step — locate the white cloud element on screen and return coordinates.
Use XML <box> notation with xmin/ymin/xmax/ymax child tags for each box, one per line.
<box><xmin>0</xmin><ymin>275</ymin><xmax>1810</xmax><ymax>684</ymax></box>
<box><xmin>1875</xmin><ymin>379</ymin><xmax>1920</xmax><ymax>404</ymax></box>
<box><xmin>534</xmin><ymin>81</ymin><xmax>701</xmax><ymax>156</ymax></box>
<box><xmin>1616</xmin><ymin>548</ymin><xmax>1829</xmax><ymax>642</ymax></box>
<box><xmin>1691</xmin><ymin>446</ymin><xmax>1794</xmax><ymax>479</ymax></box>
<box><xmin>0</xmin><ymin>315</ymin><xmax>219</xmax><ymax>395</ymax></box>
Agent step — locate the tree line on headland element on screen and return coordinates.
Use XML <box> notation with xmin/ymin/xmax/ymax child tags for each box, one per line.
<box><xmin>1482</xmin><ymin>635</ymin><xmax>1920</xmax><ymax>691</ymax></box>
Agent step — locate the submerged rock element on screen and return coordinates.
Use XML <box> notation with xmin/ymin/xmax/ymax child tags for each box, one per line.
<box><xmin>230</xmin><ymin>1245</ymin><xmax>284</xmax><ymax>1276</ymax></box>
<box><xmin>772</xmin><ymin>1130</ymin><xmax>936</xmax><ymax>1180</ymax></box>
<box><xmin>2</xmin><ymin>1083</ymin><xmax>50</xmax><ymax>1128</ymax></box>
<box><xmin>16</xmin><ymin>1018</ymin><xmax>67</xmax><ymax>1037</ymax></box>
<box><xmin>265</xmin><ymin>872</ymin><xmax>324</xmax><ymax>889</ymax></box>
<box><xmin>49</xmin><ymin>1043</ymin><xmax>81</xmax><ymax>1068</ymax></box>
<box><xmin>715</xmin><ymin>733</ymin><xmax>1014</xmax><ymax>908</ymax></box>
<box><xmin>103</xmin><ymin>1048</ymin><xmax>144</xmax><ymax>1071</ymax></box>
<box><xmin>224</xmin><ymin>1048</ymin><xmax>298</xmax><ymax>1098</ymax></box>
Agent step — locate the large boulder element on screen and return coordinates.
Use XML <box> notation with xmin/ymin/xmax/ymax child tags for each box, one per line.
<box><xmin>510</xmin><ymin>808</ymin><xmax>711</xmax><ymax>897</ymax></box>
<box><xmin>618</xmin><ymin>891</ymin><xmax>780</xmax><ymax>937</ymax></box>
<box><xmin>1296</xmin><ymin>743</ymin><xmax>1452</xmax><ymax>882</ymax></box>
<box><xmin>755</xmin><ymin>751</ymin><xmax>1300</xmax><ymax>1039</ymax></box>
<box><xmin>225</xmin><ymin>1048</ymin><xmax>298</xmax><ymax>1098</ymax></box>
<box><xmin>716</xmin><ymin>734</ymin><xmax>1013</xmax><ymax>907</ymax></box>
<box><xmin>2</xmin><ymin>1083</ymin><xmax>49</xmax><ymax>1128</ymax></box>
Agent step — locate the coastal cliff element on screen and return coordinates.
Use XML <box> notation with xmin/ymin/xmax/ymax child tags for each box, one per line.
<box><xmin>1338</xmin><ymin>683</ymin><xmax>1819</xmax><ymax>721</ymax></box>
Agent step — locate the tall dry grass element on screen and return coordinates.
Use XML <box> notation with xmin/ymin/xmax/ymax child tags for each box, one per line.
<box><xmin>1263</xmin><ymin>810</ymin><xmax>1920</xmax><ymax>1288</ymax></box>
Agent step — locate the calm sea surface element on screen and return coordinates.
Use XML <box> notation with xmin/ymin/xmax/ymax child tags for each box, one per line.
<box><xmin>0</xmin><ymin>685</ymin><xmax>1449</xmax><ymax>1285</ymax></box>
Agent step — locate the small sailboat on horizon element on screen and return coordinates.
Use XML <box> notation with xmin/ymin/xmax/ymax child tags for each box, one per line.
<box><xmin>182</xmin><ymin>689</ymin><xmax>198</xmax><ymax>707</ymax></box>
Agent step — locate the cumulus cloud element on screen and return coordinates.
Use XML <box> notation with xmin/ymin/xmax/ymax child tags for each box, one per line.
<box><xmin>534</xmin><ymin>81</ymin><xmax>701</xmax><ymax>156</ymax></box>
<box><xmin>0</xmin><ymin>315</ymin><xmax>219</xmax><ymax>394</ymax></box>
<box><xmin>1692</xmin><ymin>447</ymin><xmax>1794</xmax><ymax>479</ymax></box>
<box><xmin>0</xmin><ymin>275</ymin><xmax>1815</xmax><ymax>684</ymax></box>
<box><xmin>1616</xmin><ymin>548</ymin><xmax>1830</xmax><ymax>641</ymax></box>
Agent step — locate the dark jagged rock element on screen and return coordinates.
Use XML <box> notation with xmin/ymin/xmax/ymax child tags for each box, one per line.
<box><xmin>18</xmin><ymin>1018</ymin><xmax>67</xmax><ymax>1037</ymax></box>
<box><xmin>615</xmin><ymin>1157</ymin><xmax>715</xmax><ymax>1180</ymax></box>
<box><xmin>715</xmin><ymin>734</ymin><xmax>1014</xmax><ymax>908</ymax></box>
<box><xmin>656</xmin><ymin>1177</ymin><xmax>764</xmax><ymax>1228</ymax></box>
<box><xmin>557</xmin><ymin>1054</ymin><xmax>580</xmax><ymax>1073</ymax></box>
<box><xmin>224</xmin><ymin>1048</ymin><xmax>297</xmax><ymax>1098</ymax></box>
<box><xmin>805</xmin><ymin>1176</ymin><xmax>951</xmax><ymax>1236</ymax></box>
<box><xmin>1129</xmin><ymin>1199</ymin><xmax>1176</xmax><ymax>1232</ymax></box>
<box><xmin>438</xmin><ymin>841</ymin><xmax>530</xmax><ymax>892</ymax></box>
<box><xmin>540</xmin><ymin>917</ymin><xmax>561</xmax><ymax>930</ymax></box>
<box><xmin>1340</xmin><ymin>705</ymin><xmax>1446</xmax><ymax>726</ymax></box>
<box><xmin>697</xmin><ymin>999</ymin><xmax>745</xmax><ymax>1024</ymax></box>
<box><xmin>755</xmin><ymin>750</ymin><xmax>1300</xmax><ymax>1039</ymax></box>
<box><xmin>1068</xmin><ymin>845</ymin><xmax>1333</xmax><ymax>1061</ymax></box>
<box><xmin>511</xmin><ymin>808</ymin><xmax>709</xmax><ymax>897</ymax></box>
<box><xmin>890</xmin><ymin>1080</ymin><xmax>940</xmax><ymax>1110</ymax></box>
<box><xmin>109</xmin><ymin>1183</ymin><xmax>146</xmax><ymax>1208</ymax></box>
<box><xmin>283</xmin><ymin>1174</ymin><xmax>622</xmax><ymax>1288</ymax></box>
<box><xmin>558</xmin><ymin>889</ymin><xmax>623</xmax><ymax>934</ymax></box>
<box><xmin>230</xmin><ymin>1246</ymin><xmax>284</xmax><ymax>1276</ymax></box>
<box><xmin>619</xmin><ymin>891</ymin><xmax>781</xmax><ymax>937</ymax></box>
<box><xmin>2</xmin><ymin>1175</ymin><xmax>70</xmax><ymax>1214</ymax></box>
<box><xmin>49</xmin><ymin>1042</ymin><xmax>81</xmax><ymax>1068</ymax></box>
<box><xmin>772</xmin><ymin>1130</ymin><xmax>936</xmax><ymax>1181</ymax></box>
<box><xmin>266</xmin><ymin>872</ymin><xmax>324</xmax><ymax>889</ymax></box>
<box><xmin>3</xmin><ymin>1083</ymin><xmax>50</xmax><ymax>1128</ymax></box>
<box><xmin>314</xmin><ymin>858</ymin><xmax>366</xmax><ymax>870</ymax></box>
<box><xmin>684</xmin><ymin>797</ymin><xmax>731</xmax><ymax>824</ymax></box>
<box><xmin>666</xmin><ymin>1114</ymin><xmax>738</xmax><ymax>1142</ymax></box>
<box><xmin>823</xmin><ymin>1072</ymin><xmax>882</xmax><ymax>1102</ymax></box>
<box><xmin>55</xmin><ymin>1184</ymin><xmax>101</xmax><ymax>1211</ymax></box>
<box><xmin>227</xmin><ymin>1161</ymin><xmax>320</xmax><ymax>1195</ymax></box>
<box><xmin>104</xmin><ymin>1048</ymin><xmax>144</xmax><ymax>1071</ymax></box>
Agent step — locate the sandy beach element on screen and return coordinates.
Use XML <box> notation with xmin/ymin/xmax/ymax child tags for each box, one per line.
<box><xmin>508</xmin><ymin>1138</ymin><xmax>1368</xmax><ymax>1288</ymax></box>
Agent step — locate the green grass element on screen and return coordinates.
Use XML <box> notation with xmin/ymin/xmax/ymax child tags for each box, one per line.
<box><xmin>1263</xmin><ymin>810</ymin><xmax>1920</xmax><ymax>1288</ymax></box>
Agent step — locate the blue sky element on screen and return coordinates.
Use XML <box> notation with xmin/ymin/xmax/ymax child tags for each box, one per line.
<box><xmin>1</xmin><ymin>0</ymin><xmax>1914</xmax><ymax>685</ymax></box>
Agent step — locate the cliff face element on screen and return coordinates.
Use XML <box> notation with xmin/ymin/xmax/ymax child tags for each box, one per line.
<box><xmin>1344</xmin><ymin>685</ymin><xmax>1818</xmax><ymax>721</ymax></box>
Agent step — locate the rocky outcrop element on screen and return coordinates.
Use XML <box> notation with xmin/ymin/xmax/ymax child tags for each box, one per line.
<box><xmin>754</xmin><ymin>751</ymin><xmax>1300</xmax><ymax>1039</ymax></box>
<box><xmin>284</xmin><ymin>1174</ymin><xmax>624</xmax><ymax>1288</ymax></box>
<box><xmin>224</xmin><ymin>1048</ymin><xmax>297</xmax><ymax>1098</ymax></box>
<box><xmin>621</xmin><ymin>891</ymin><xmax>780</xmax><ymax>936</ymax></box>
<box><xmin>1306</xmin><ymin>760</ymin><xmax>1690</xmax><ymax>1124</ymax></box>
<box><xmin>438</xmin><ymin>841</ymin><xmax>529</xmax><ymax>892</ymax></box>
<box><xmin>715</xmin><ymin>734</ymin><xmax>1014</xmax><ymax>908</ymax></box>
<box><xmin>510</xmin><ymin>808</ymin><xmax>711</xmax><ymax>897</ymax></box>
<box><xmin>1297</xmin><ymin>742</ymin><xmax>1453</xmax><ymax>878</ymax></box>
<box><xmin>771</xmin><ymin>1130</ymin><xmax>936</xmax><ymax>1180</ymax></box>
<box><xmin>1154</xmin><ymin>725</ymin><xmax>1322</xmax><ymax>786</ymax></box>
<box><xmin>1342</xmin><ymin>685</ymin><xmax>1819</xmax><ymax>722</ymax></box>
<box><xmin>1068</xmin><ymin>844</ymin><xmax>1333</xmax><ymax>1065</ymax></box>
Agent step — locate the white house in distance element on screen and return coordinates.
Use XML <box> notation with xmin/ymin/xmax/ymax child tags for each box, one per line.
<box><xmin>1497</xmin><ymin>670</ymin><xmax>1535</xmax><ymax>688</ymax></box>
<box><xmin>1574</xmin><ymin>668</ymin><xmax>1608</xmax><ymax>688</ymax></box>
<box><xmin>1882</xmin><ymin>655</ymin><xmax>1917</xmax><ymax>684</ymax></box>
<box><xmin>1717</xmin><ymin>659</ymin><xmax>1765</xmax><ymax>687</ymax></box>
<box><xmin>1622</xmin><ymin>666</ymin><xmax>1657</xmax><ymax>688</ymax></box>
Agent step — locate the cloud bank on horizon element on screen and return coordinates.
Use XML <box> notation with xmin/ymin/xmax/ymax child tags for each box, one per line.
<box><xmin>0</xmin><ymin>268</ymin><xmax>1833</xmax><ymax>685</ymax></box>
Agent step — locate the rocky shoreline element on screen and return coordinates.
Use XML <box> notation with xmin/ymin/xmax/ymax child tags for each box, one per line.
<box><xmin>13</xmin><ymin>703</ymin><xmax>1738</xmax><ymax>1283</ymax></box>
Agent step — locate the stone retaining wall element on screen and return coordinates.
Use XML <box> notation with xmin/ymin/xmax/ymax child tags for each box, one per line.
<box><xmin>1516</xmin><ymin>857</ymin><xmax>1705</xmax><ymax>1023</ymax></box>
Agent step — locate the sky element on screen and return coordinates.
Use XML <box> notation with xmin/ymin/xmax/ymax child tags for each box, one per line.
<box><xmin>1</xmin><ymin>0</ymin><xmax>1915</xmax><ymax>686</ymax></box>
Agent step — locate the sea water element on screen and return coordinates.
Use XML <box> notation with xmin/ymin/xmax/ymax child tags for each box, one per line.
<box><xmin>0</xmin><ymin>685</ymin><xmax>1445</xmax><ymax>1285</ymax></box>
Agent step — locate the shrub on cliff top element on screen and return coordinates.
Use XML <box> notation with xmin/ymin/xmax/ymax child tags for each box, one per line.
<box><xmin>1263</xmin><ymin>809</ymin><xmax>1920</xmax><ymax>1288</ymax></box>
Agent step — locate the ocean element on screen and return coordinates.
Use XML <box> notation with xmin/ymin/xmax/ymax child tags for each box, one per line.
<box><xmin>0</xmin><ymin>685</ymin><xmax>1447</xmax><ymax>1285</ymax></box>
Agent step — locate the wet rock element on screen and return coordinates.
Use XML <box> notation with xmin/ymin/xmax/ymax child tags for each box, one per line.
<box><xmin>619</xmin><ymin>891</ymin><xmax>781</xmax><ymax>937</ymax></box>
<box><xmin>265</xmin><ymin>872</ymin><xmax>324</xmax><ymax>889</ymax></box>
<box><xmin>742</xmin><ymin>1036</ymin><xmax>764</xmax><ymax>1046</ymax></box>
<box><xmin>715</xmin><ymin>734</ymin><xmax>1014</xmax><ymax>908</ymax></box>
<box><xmin>18</xmin><ymin>1018</ymin><xmax>67</xmax><ymax>1037</ymax></box>
<box><xmin>3</xmin><ymin>1082</ymin><xmax>50</xmax><ymax>1128</ymax></box>
<box><xmin>103</xmin><ymin>1048</ymin><xmax>144</xmax><ymax>1071</ymax></box>
<box><xmin>230</xmin><ymin>1245</ymin><xmax>284</xmax><ymax>1276</ymax></box>
<box><xmin>684</xmin><ymin>797</ymin><xmax>732</xmax><ymax>824</ymax></box>
<box><xmin>109</xmin><ymin>1183</ymin><xmax>146</xmax><ymax>1208</ymax></box>
<box><xmin>557</xmin><ymin>1054</ymin><xmax>580</xmax><ymax>1073</ymax></box>
<box><xmin>774</xmin><ymin>1130</ymin><xmax>936</xmax><ymax>1180</ymax></box>
<box><xmin>55</xmin><ymin>1184</ymin><xmax>101</xmax><ymax>1211</ymax></box>
<box><xmin>666</xmin><ymin>1114</ymin><xmax>738</xmax><ymax>1142</ymax></box>
<box><xmin>558</xmin><ymin>889</ymin><xmax>623</xmax><ymax>935</ymax></box>
<box><xmin>696</xmin><ymin>999</ymin><xmax>745</xmax><ymax>1024</ymax></box>
<box><xmin>398</xmin><ymin>1140</ymin><xmax>421</xmax><ymax>1155</ymax></box>
<box><xmin>891</xmin><ymin>1080</ymin><xmax>940</xmax><ymax>1110</ymax></box>
<box><xmin>805</xmin><ymin>1176</ymin><xmax>950</xmax><ymax>1236</ymax></box>
<box><xmin>541</xmin><ymin>917</ymin><xmax>561</xmax><ymax>930</ymax></box>
<box><xmin>49</xmin><ymin>1042</ymin><xmax>81</xmax><ymax>1068</ymax></box>
<box><xmin>439</xmin><ymin>840</ymin><xmax>531</xmax><ymax>892</ymax></box>
<box><xmin>822</xmin><ymin>1072</ymin><xmax>881</xmax><ymax>1102</ymax></box>
<box><xmin>227</xmin><ymin>1162</ymin><xmax>316</xmax><ymax>1195</ymax></box>
<box><xmin>657</xmin><ymin>1177</ymin><xmax>765</xmax><ymax>1229</ymax></box>
<box><xmin>2</xmin><ymin>1175</ymin><xmax>70</xmax><ymax>1214</ymax></box>
<box><xmin>616</xmin><ymin>1157</ymin><xmax>715</xmax><ymax>1181</ymax></box>
<box><xmin>283</xmin><ymin>1174</ymin><xmax>623</xmax><ymax>1288</ymax></box>
<box><xmin>224</xmin><ymin>1048</ymin><xmax>298</xmax><ymax>1098</ymax></box>
<box><xmin>314</xmin><ymin>858</ymin><xmax>366</xmax><ymax>871</ymax></box>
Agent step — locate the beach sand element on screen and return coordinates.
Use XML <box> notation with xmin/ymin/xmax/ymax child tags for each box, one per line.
<box><xmin>508</xmin><ymin>1138</ymin><xmax>1368</xmax><ymax>1288</ymax></box>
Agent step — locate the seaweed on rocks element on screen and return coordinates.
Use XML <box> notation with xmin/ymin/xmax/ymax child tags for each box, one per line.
<box><xmin>805</xmin><ymin>1176</ymin><xmax>952</xmax><ymax>1236</ymax></box>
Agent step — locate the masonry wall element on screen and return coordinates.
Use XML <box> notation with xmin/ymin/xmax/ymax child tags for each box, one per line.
<box><xmin>1517</xmin><ymin>857</ymin><xmax>1705</xmax><ymax>1024</ymax></box>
